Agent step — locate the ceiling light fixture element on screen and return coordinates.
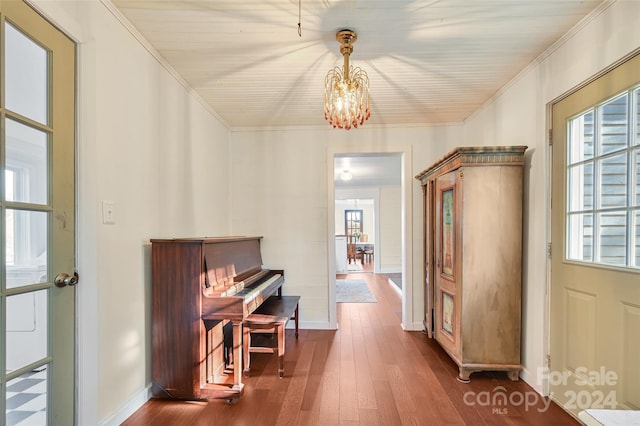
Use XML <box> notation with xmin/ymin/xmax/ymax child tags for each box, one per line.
<box><xmin>340</xmin><ymin>170</ymin><xmax>353</xmax><ymax>181</ymax></box>
<box><xmin>324</xmin><ymin>29</ymin><xmax>370</xmax><ymax>130</ymax></box>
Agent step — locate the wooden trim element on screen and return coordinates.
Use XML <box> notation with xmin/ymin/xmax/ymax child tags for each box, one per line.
<box><xmin>415</xmin><ymin>145</ymin><xmax>527</xmax><ymax>182</ymax></box>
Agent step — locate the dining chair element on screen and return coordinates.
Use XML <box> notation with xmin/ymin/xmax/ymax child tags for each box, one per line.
<box><xmin>363</xmin><ymin>244</ymin><xmax>374</xmax><ymax>263</ymax></box>
<box><xmin>347</xmin><ymin>235</ymin><xmax>363</xmax><ymax>264</ymax></box>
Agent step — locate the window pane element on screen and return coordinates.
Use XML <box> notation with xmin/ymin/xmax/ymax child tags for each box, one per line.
<box><xmin>569</xmin><ymin>110</ymin><xmax>594</xmax><ymax>164</ymax></box>
<box><xmin>568</xmin><ymin>213</ymin><xmax>593</xmax><ymax>261</ymax></box>
<box><xmin>565</xmin><ymin>87</ymin><xmax>639</xmax><ymax>269</ymax></box>
<box><xmin>6</xmin><ymin>290</ymin><xmax>48</xmax><ymax>371</ymax></box>
<box><xmin>598</xmin><ymin>212</ymin><xmax>627</xmax><ymax>265</ymax></box>
<box><xmin>5</xmin><ymin>23</ymin><xmax>48</xmax><ymax>124</ymax></box>
<box><xmin>6</xmin><ymin>119</ymin><xmax>48</xmax><ymax>205</ymax></box>
<box><xmin>599</xmin><ymin>93</ymin><xmax>628</xmax><ymax>155</ymax></box>
<box><xmin>635</xmin><ymin>211</ymin><xmax>640</xmax><ymax>267</ymax></box>
<box><xmin>599</xmin><ymin>153</ymin><xmax>627</xmax><ymax>209</ymax></box>
<box><xmin>345</xmin><ymin>209</ymin><xmax>362</xmax><ymax>235</ymax></box>
<box><xmin>6</xmin><ymin>210</ymin><xmax>48</xmax><ymax>289</ymax></box>
<box><xmin>633</xmin><ymin>88</ymin><xmax>640</xmax><ymax>145</ymax></box>
<box><xmin>6</xmin><ymin>368</ymin><xmax>48</xmax><ymax>425</ymax></box>
<box><xmin>634</xmin><ymin>148</ymin><xmax>640</xmax><ymax>207</ymax></box>
<box><xmin>568</xmin><ymin>162</ymin><xmax>594</xmax><ymax>211</ymax></box>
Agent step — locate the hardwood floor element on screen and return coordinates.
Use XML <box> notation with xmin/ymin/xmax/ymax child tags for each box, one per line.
<box><xmin>123</xmin><ymin>271</ymin><xmax>578</xmax><ymax>425</ymax></box>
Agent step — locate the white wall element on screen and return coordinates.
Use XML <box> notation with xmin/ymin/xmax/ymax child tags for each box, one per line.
<box><xmin>31</xmin><ymin>1</ymin><xmax>232</xmax><ymax>424</ymax></box>
<box><xmin>229</xmin><ymin>129</ymin><xmax>332</xmax><ymax>326</ymax></box>
<box><xmin>378</xmin><ymin>186</ymin><xmax>402</xmax><ymax>273</ymax></box>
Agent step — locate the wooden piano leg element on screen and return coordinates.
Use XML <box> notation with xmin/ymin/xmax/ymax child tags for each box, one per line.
<box><xmin>243</xmin><ymin>322</ymin><xmax>251</xmax><ymax>377</ymax></box>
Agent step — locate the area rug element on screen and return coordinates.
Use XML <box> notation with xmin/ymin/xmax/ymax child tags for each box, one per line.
<box><xmin>336</xmin><ymin>279</ymin><xmax>377</xmax><ymax>303</ymax></box>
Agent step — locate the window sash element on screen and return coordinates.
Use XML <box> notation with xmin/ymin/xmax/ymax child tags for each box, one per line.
<box><xmin>566</xmin><ymin>86</ymin><xmax>640</xmax><ymax>269</ymax></box>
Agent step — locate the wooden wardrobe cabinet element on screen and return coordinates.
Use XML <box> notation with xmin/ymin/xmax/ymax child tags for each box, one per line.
<box><xmin>415</xmin><ymin>146</ymin><xmax>527</xmax><ymax>382</ymax></box>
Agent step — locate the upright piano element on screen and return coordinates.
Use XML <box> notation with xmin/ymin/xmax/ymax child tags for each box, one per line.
<box><xmin>150</xmin><ymin>236</ymin><xmax>284</xmax><ymax>400</ymax></box>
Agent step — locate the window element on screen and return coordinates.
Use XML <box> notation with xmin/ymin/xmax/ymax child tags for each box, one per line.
<box><xmin>566</xmin><ymin>85</ymin><xmax>640</xmax><ymax>268</ymax></box>
<box><xmin>345</xmin><ymin>209</ymin><xmax>363</xmax><ymax>236</ymax></box>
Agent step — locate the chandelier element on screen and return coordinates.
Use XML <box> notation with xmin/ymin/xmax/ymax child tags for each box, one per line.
<box><xmin>324</xmin><ymin>29</ymin><xmax>370</xmax><ymax>130</ymax></box>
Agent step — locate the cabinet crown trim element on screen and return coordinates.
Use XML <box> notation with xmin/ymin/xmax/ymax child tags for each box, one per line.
<box><xmin>415</xmin><ymin>145</ymin><xmax>527</xmax><ymax>182</ymax></box>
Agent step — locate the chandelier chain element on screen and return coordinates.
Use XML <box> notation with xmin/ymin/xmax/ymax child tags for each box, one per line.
<box><xmin>297</xmin><ymin>0</ymin><xmax>302</xmax><ymax>37</ymax></box>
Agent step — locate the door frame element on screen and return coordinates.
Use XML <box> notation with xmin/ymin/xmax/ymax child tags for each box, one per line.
<box><xmin>545</xmin><ymin>46</ymin><xmax>640</xmax><ymax>400</ymax></box>
<box><xmin>22</xmin><ymin>1</ymin><xmax>102</xmax><ymax>424</ymax></box>
<box><xmin>327</xmin><ymin>142</ymin><xmax>415</xmax><ymax>331</ymax></box>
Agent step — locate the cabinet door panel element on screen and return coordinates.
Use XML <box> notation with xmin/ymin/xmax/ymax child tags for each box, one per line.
<box><xmin>434</xmin><ymin>170</ymin><xmax>461</xmax><ymax>359</ymax></box>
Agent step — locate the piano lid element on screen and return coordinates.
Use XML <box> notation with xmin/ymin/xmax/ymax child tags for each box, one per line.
<box><xmin>203</xmin><ymin>237</ymin><xmax>264</xmax><ymax>289</ymax></box>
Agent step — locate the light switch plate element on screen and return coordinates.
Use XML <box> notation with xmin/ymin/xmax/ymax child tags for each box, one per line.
<box><xmin>102</xmin><ymin>201</ymin><xmax>116</xmax><ymax>224</ymax></box>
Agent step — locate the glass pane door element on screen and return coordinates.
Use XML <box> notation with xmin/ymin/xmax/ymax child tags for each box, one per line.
<box><xmin>550</xmin><ymin>53</ymin><xmax>640</xmax><ymax>416</ymax></box>
<box><xmin>1</xmin><ymin>2</ymin><xmax>76</xmax><ymax>425</ymax></box>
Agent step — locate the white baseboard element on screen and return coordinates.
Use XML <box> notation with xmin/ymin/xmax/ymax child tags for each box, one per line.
<box><xmin>101</xmin><ymin>385</ymin><xmax>151</xmax><ymax>426</ymax></box>
<box><xmin>519</xmin><ymin>366</ymin><xmax>542</xmax><ymax>395</ymax></box>
<box><xmin>387</xmin><ymin>278</ymin><xmax>401</xmax><ymax>296</ymax></box>
<box><xmin>378</xmin><ymin>267</ymin><xmax>402</xmax><ymax>274</ymax></box>
<box><xmin>402</xmin><ymin>322</ymin><xmax>425</xmax><ymax>332</ymax></box>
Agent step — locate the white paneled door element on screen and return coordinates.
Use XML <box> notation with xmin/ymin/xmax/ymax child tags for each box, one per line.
<box><xmin>550</xmin><ymin>53</ymin><xmax>640</xmax><ymax>417</ymax></box>
<box><xmin>1</xmin><ymin>1</ymin><xmax>76</xmax><ymax>425</ymax></box>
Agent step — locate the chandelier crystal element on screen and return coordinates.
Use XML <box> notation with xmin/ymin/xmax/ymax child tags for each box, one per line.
<box><xmin>324</xmin><ymin>30</ymin><xmax>370</xmax><ymax>130</ymax></box>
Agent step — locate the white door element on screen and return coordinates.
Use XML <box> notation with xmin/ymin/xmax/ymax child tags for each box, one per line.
<box><xmin>1</xmin><ymin>1</ymin><xmax>76</xmax><ymax>425</ymax></box>
<box><xmin>550</xmin><ymin>53</ymin><xmax>640</xmax><ymax>416</ymax></box>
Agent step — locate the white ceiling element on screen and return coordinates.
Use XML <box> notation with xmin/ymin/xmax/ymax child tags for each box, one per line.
<box><xmin>110</xmin><ymin>0</ymin><xmax>604</xmax><ymax>131</ymax></box>
<box><xmin>334</xmin><ymin>153</ymin><xmax>401</xmax><ymax>188</ymax></box>
<box><xmin>109</xmin><ymin>0</ymin><xmax>605</xmax><ymax>187</ymax></box>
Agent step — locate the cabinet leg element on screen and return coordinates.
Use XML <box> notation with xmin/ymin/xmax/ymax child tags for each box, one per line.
<box><xmin>507</xmin><ymin>369</ymin><xmax>520</xmax><ymax>381</ymax></box>
<box><xmin>457</xmin><ymin>368</ymin><xmax>472</xmax><ymax>383</ymax></box>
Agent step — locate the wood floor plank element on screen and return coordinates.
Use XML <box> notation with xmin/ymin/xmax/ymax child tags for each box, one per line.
<box><xmin>357</xmin><ymin>408</ymin><xmax>381</xmax><ymax>425</ymax></box>
<box><xmin>339</xmin><ymin>359</ymin><xmax>359</xmax><ymax>422</ymax></box>
<box><xmin>352</xmin><ymin>319</ymin><xmax>377</xmax><ymax>410</ymax></box>
<box><xmin>300</xmin><ymin>332</ymin><xmax>332</xmax><ymax>412</ymax></box>
<box><xmin>122</xmin><ymin>399</ymin><xmax>206</xmax><ymax>426</ymax></box>
<box><xmin>275</xmin><ymin>341</ymin><xmax>315</xmax><ymax>425</ymax></box>
<box><xmin>318</xmin><ymin>369</ymin><xmax>341</xmax><ymax>424</ymax></box>
<box><xmin>371</xmin><ymin>378</ymin><xmax>403</xmax><ymax>425</ymax></box>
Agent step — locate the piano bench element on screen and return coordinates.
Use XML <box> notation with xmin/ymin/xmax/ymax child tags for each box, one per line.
<box><xmin>243</xmin><ymin>295</ymin><xmax>300</xmax><ymax>378</ymax></box>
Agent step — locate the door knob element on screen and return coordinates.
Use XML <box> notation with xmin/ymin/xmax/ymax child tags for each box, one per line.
<box><xmin>54</xmin><ymin>272</ymin><xmax>79</xmax><ymax>288</ymax></box>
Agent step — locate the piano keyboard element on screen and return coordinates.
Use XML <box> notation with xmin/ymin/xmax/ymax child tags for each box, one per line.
<box><xmin>237</xmin><ymin>273</ymin><xmax>282</xmax><ymax>313</ymax></box>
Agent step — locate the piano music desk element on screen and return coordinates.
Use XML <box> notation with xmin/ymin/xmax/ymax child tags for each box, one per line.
<box><xmin>243</xmin><ymin>295</ymin><xmax>300</xmax><ymax>378</ymax></box>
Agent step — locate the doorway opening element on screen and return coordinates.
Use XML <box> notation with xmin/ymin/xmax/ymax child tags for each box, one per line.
<box><xmin>330</xmin><ymin>151</ymin><xmax>410</xmax><ymax>329</ymax></box>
